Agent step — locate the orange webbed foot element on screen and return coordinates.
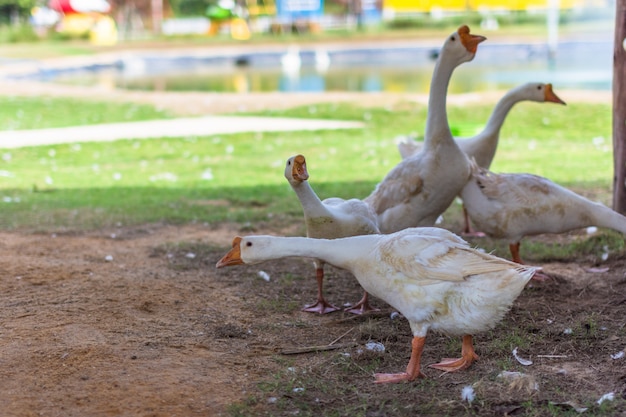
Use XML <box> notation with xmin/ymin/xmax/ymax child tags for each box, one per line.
<box><xmin>302</xmin><ymin>299</ymin><xmax>340</xmax><ymax>314</ymax></box>
<box><xmin>374</xmin><ymin>371</ymin><xmax>425</xmax><ymax>384</ymax></box>
<box><xmin>344</xmin><ymin>292</ymin><xmax>380</xmax><ymax>315</ymax></box>
<box><xmin>373</xmin><ymin>336</ymin><xmax>426</xmax><ymax>384</ymax></box>
<box><xmin>530</xmin><ymin>269</ymin><xmax>550</xmax><ymax>281</ymax></box>
<box><xmin>428</xmin><ymin>356</ymin><xmax>476</xmax><ymax>372</ymax></box>
<box><xmin>429</xmin><ymin>335</ymin><xmax>479</xmax><ymax>372</ymax></box>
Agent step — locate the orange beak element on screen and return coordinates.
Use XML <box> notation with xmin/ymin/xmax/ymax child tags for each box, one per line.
<box><xmin>292</xmin><ymin>154</ymin><xmax>309</xmax><ymax>182</ymax></box>
<box><xmin>544</xmin><ymin>84</ymin><xmax>566</xmax><ymax>105</ymax></box>
<box><xmin>216</xmin><ymin>236</ymin><xmax>244</xmax><ymax>268</ymax></box>
<box><xmin>458</xmin><ymin>25</ymin><xmax>486</xmax><ymax>54</ymax></box>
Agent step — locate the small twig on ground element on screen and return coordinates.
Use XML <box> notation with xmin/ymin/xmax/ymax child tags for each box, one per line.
<box><xmin>329</xmin><ymin>327</ymin><xmax>355</xmax><ymax>346</ymax></box>
<box><xmin>328</xmin><ymin>310</ymin><xmax>393</xmax><ymax>325</ymax></box>
<box><xmin>281</xmin><ymin>342</ymin><xmax>357</xmax><ymax>355</ymax></box>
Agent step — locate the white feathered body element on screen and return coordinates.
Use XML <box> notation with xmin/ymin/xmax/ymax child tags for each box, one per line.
<box><xmin>227</xmin><ymin>227</ymin><xmax>536</xmax><ymax>338</ymax></box>
<box><xmin>365</xmin><ymin>26</ymin><xmax>482</xmax><ymax>234</ymax></box>
<box><xmin>460</xmin><ymin>165</ymin><xmax>626</xmax><ymax>244</ymax></box>
<box><xmin>366</xmin><ymin>140</ymin><xmax>471</xmax><ymax>233</ymax></box>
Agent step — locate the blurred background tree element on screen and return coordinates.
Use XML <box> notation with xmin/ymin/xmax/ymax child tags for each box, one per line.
<box><xmin>0</xmin><ymin>0</ymin><xmax>38</xmax><ymax>24</ymax></box>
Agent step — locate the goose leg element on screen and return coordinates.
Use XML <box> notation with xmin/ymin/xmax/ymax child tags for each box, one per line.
<box><xmin>344</xmin><ymin>291</ymin><xmax>380</xmax><ymax>315</ymax></box>
<box><xmin>461</xmin><ymin>205</ymin><xmax>486</xmax><ymax>237</ymax></box>
<box><xmin>509</xmin><ymin>242</ymin><xmax>523</xmax><ymax>264</ymax></box>
<box><xmin>509</xmin><ymin>242</ymin><xmax>549</xmax><ymax>281</ymax></box>
<box><xmin>429</xmin><ymin>335</ymin><xmax>479</xmax><ymax>372</ymax></box>
<box><xmin>302</xmin><ymin>267</ymin><xmax>340</xmax><ymax>314</ymax></box>
<box><xmin>375</xmin><ymin>336</ymin><xmax>426</xmax><ymax>383</ymax></box>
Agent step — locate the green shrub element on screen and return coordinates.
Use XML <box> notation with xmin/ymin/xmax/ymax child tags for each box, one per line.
<box><xmin>0</xmin><ymin>23</ymin><xmax>39</xmax><ymax>43</ymax></box>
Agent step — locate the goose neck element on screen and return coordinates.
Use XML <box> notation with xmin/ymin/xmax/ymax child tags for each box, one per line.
<box><xmin>481</xmin><ymin>90</ymin><xmax>521</xmax><ymax>137</ymax></box>
<box><xmin>424</xmin><ymin>55</ymin><xmax>455</xmax><ymax>143</ymax></box>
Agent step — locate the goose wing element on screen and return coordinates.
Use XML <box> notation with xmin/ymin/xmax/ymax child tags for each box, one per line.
<box><xmin>378</xmin><ymin>228</ymin><xmax>521</xmax><ymax>283</ymax></box>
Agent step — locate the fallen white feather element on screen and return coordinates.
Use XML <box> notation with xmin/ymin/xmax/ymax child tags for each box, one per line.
<box><xmin>610</xmin><ymin>351</ymin><xmax>624</xmax><ymax>360</ymax></box>
<box><xmin>585</xmin><ymin>267</ymin><xmax>610</xmax><ymax>273</ymax></box>
<box><xmin>201</xmin><ymin>169</ymin><xmax>214</xmax><ymax>180</ymax></box>
<box><xmin>461</xmin><ymin>385</ymin><xmax>475</xmax><ymax>403</ymax></box>
<box><xmin>185</xmin><ymin>252</ymin><xmax>196</xmax><ymax>259</ymax></box>
<box><xmin>365</xmin><ymin>341</ymin><xmax>385</xmax><ymax>352</ymax></box>
<box><xmin>597</xmin><ymin>392</ymin><xmax>615</xmax><ymax>405</ymax></box>
<box><xmin>585</xmin><ymin>226</ymin><xmax>598</xmax><ymax>234</ymax></box>
<box><xmin>512</xmin><ymin>347</ymin><xmax>533</xmax><ymax>366</ymax></box>
<box><xmin>104</xmin><ymin>255</ymin><xmax>113</xmax><ymax>262</ymax></box>
<box><xmin>257</xmin><ymin>271</ymin><xmax>270</xmax><ymax>282</ymax></box>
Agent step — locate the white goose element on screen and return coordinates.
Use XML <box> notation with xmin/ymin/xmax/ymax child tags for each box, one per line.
<box><xmin>364</xmin><ymin>25</ymin><xmax>486</xmax><ymax>234</ymax></box>
<box><xmin>460</xmin><ymin>161</ymin><xmax>626</xmax><ymax>275</ymax></box>
<box><xmin>396</xmin><ymin>82</ymin><xmax>567</xmax><ymax>234</ymax></box>
<box><xmin>216</xmin><ymin>227</ymin><xmax>537</xmax><ymax>383</ymax></box>
<box><xmin>285</xmin><ymin>154</ymin><xmax>380</xmax><ymax>314</ymax></box>
<box><xmin>396</xmin><ymin>82</ymin><xmax>566</xmax><ymax>165</ymax></box>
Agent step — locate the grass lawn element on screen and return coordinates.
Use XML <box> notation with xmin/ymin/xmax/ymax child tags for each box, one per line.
<box><xmin>0</xmin><ymin>96</ymin><xmax>614</xmax><ymax>238</ymax></box>
<box><xmin>0</xmin><ymin>96</ymin><xmax>174</xmax><ymax>130</ymax></box>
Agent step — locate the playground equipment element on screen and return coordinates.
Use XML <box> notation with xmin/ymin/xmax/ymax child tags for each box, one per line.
<box><xmin>49</xmin><ymin>0</ymin><xmax>117</xmax><ymax>45</ymax></box>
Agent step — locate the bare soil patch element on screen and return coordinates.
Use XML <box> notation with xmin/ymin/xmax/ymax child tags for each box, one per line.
<box><xmin>0</xmin><ymin>221</ymin><xmax>625</xmax><ymax>416</ymax></box>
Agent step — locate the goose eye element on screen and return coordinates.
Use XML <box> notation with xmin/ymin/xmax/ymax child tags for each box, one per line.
<box><xmin>287</xmin><ymin>160</ymin><xmax>291</xmax><ymax>166</ymax></box>
<box><xmin>537</xmin><ymin>85</ymin><xmax>542</xmax><ymax>90</ymax></box>
<box><xmin>246</xmin><ymin>242</ymin><xmax>252</xmax><ymax>247</ymax></box>
<box><xmin>450</xmin><ymin>35</ymin><xmax>456</xmax><ymax>41</ymax></box>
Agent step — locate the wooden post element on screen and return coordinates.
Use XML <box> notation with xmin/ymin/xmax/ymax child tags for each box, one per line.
<box><xmin>613</xmin><ymin>0</ymin><xmax>626</xmax><ymax>213</ymax></box>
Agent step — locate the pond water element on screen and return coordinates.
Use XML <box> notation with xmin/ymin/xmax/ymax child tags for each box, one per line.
<box><xmin>32</xmin><ymin>38</ymin><xmax>613</xmax><ymax>93</ymax></box>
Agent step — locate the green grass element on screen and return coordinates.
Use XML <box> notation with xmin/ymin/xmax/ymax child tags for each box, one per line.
<box><xmin>0</xmin><ymin>98</ymin><xmax>613</xmax><ymax>233</ymax></box>
<box><xmin>0</xmin><ymin>96</ymin><xmax>174</xmax><ymax>130</ymax></box>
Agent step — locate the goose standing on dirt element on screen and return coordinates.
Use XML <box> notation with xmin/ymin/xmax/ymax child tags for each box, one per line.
<box><xmin>216</xmin><ymin>227</ymin><xmax>537</xmax><ymax>383</ymax></box>
<box><xmin>285</xmin><ymin>154</ymin><xmax>380</xmax><ymax>314</ymax></box>
<box><xmin>364</xmin><ymin>25</ymin><xmax>486</xmax><ymax>233</ymax></box>
<box><xmin>396</xmin><ymin>82</ymin><xmax>566</xmax><ymax>234</ymax></box>
<box><xmin>460</xmin><ymin>161</ymin><xmax>626</xmax><ymax>277</ymax></box>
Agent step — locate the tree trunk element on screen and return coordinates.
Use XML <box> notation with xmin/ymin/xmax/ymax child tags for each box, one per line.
<box><xmin>613</xmin><ymin>0</ymin><xmax>626</xmax><ymax>213</ymax></box>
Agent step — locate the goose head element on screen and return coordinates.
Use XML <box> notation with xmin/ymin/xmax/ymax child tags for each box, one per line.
<box><xmin>284</xmin><ymin>154</ymin><xmax>310</xmax><ymax>185</ymax></box>
<box><xmin>524</xmin><ymin>82</ymin><xmax>566</xmax><ymax>105</ymax></box>
<box><xmin>216</xmin><ymin>235</ymin><xmax>269</xmax><ymax>267</ymax></box>
<box><xmin>440</xmin><ymin>25</ymin><xmax>486</xmax><ymax>66</ymax></box>
<box><xmin>535</xmin><ymin>83</ymin><xmax>565</xmax><ymax>105</ymax></box>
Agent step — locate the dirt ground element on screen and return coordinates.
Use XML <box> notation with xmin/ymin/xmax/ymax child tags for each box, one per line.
<box><xmin>0</xmin><ymin>82</ymin><xmax>624</xmax><ymax>416</ymax></box>
<box><xmin>0</xmin><ymin>223</ymin><xmax>287</xmax><ymax>416</ymax></box>
<box><xmin>0</xmin><ymin>221</ymin><xmax>625</xmax><ymax>416</ymax></box>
